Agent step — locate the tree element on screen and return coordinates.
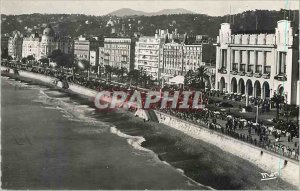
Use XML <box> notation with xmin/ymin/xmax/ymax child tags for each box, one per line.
<box><xmin>116</xmin><ymin>67</ymin><xmax>127</xmax><ymax>82</ymax></box>
<box><xmin>194</xmin><ymin>66</ymin><xmax>210</xmax><ymax>90</ymax></box>
<box><xmin>271</xmin><ymin>93</ymin><xmax>285</xmax><ymax>120</ymax></box>
<box><xmin>7</xmin><ymin>55</ymin><xmax>13</xmax><ymax>61</ymax></box>
<box><xmin>21</xmin><ymin>57</ymin><xmax>27</xmax><ymax>64</ymax></box>
<box><xmin>49</xmin><ymin>49</ymin><xmax>73</xmax><ymax>68</ymax></box>
<box><xmin>26</xmin><ymin>55</ymin><xmax>35</xmax><ymax>61</ymax></box>
<box><xmin>282</xmin><ymin>104</ymin><xmax>299</xmax><ymax>122</ymax></box>
<box><xmin>1</xmin><ymin>48</ymin><xmax>8</xmax><ymax>59</ymax></box>
<box><xmin>91</xmin><ymin>63</ymin><xmax>99</xmax><ymax>74</ymax></box>
<box><xmin>104</xmin><ymin>65</ymin><xmax>113</xmax><ymax>81</ymax></box>
<box><xmin>128</xmin><ymin>69</ymin><xmax>140</xmax><ymax>86</ymax></box>
<box><xmin>184</xmin><ymin>70</ymin><xmax>195</xmax><ymax>87</ymax></box>
<box><xmin>39</xmin><ymin>57</ymin><xmax>49</xmax><ymax>65</ymax></box>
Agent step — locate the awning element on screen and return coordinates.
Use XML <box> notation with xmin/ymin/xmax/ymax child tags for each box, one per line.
<box><xmin>168</xmin><ymin>75</ymin><xmax>184</xmax><ymax>85</ymax></box>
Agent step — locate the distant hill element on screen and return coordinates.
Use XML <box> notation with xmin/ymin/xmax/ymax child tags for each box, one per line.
<box><xmin>108</xmin><ymin>8</ymin><xmax>196</xmax><ymax>17</ymax></box>
<box><xmin>149</xmin><ymin>8</ymin><xmax>195</xmax><ymax>16</ymax></box>
<box><xmin>108</xmin><ymin>8</ymin><xmax>147</xmax><ymax>17</ymax></box>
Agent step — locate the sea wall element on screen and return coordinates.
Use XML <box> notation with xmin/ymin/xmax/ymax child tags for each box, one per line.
<box><xmin>1</xmin><ymin>66</ymin><xmax>98</xmax><ymax>98</ymax></box>
<box><xmin>2</xmin><ymin>66</ymin><xmax>298</xmax><ymax>186</ymax></box>
<box><xmin>154</xmin><ymin>110</ymin><xmax>299</xmax><ymax>186</ymax></box>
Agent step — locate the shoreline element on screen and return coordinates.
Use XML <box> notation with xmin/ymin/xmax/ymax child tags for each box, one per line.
<box><xmin>0</xmin><ymin>71</ymin><xmax>212</xmax><ymax>189</ymax></box>
<box><xmin>1</xmin><ymin>67</ymin><xmax>298</xmax><ymax>188</ymax></box>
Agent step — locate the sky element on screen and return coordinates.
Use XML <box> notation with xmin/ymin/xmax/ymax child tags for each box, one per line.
<box><xmin>1</xmin><ymin>0</ymin><xmax>299</xmax><ymax>16</ymax></box>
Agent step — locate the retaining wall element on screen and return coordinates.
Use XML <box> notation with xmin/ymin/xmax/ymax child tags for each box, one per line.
<box><xmin>154</xmin><ymin>110</ymin><xmax>299</xmax><ymax>186</ymax></box>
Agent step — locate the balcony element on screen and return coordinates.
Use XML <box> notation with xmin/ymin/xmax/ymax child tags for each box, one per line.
<box><xmin>254</xmin><ymin>72</ymin><xmax>262</xmax><ymax>78</ymax></box>
<box><xmin>238</xmin><ymin>71</ymin><xmax>245</xmax><ymax>76</ymax></box>
<box><xmin>246</xmin><ymin>71</ymin><xmax>253</xmax><ymax>77</ymax></box>
<box><xmin>230</xmin><ymin>70</ymin><xmax>238</xmax><ymax>75</ymax></box>
<box><xmin>274</xmin><ymin>74</ymin><xmax>287</xmax><ymax>81</ymax></box>
<box><xmin>262</xmin><ymin>73</ymin><xmax>270</xmax><ymax>79</ymax></box>
<box><xmin>218</xmin><ymin>67</ymin><xmax>227</xmax><ymax>74</ymax></box>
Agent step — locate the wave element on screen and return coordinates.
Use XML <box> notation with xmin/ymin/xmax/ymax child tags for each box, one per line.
<box><xmin>36</xmin><ymin>88</ymin><xmax>111</xmax><ymax>130</ymax></box>
<box><xmin>3</xmin><ymin>78</ymin><xmax>30</xmax><ymax>88</ymax></box>
<box><xmin>110</xmin><ymin>126</ymin><xmax>151</xmax><ymax>152</ymax></box>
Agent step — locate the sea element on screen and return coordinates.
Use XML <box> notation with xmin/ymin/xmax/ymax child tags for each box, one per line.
<box><xmin>1</xmin><ymin>76</ymin><xmax>296</xmax><ymax>190</ymax></box>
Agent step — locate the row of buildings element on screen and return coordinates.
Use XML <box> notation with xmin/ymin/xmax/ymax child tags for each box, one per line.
<box><xmin>2</xmin><ymin>25</ymin><xmax>212</xmax><ymax>80</ymax></box>
<box><xmin>74</xmin><ymin>28</ymin><xmax>212</xmax><ymax>79</ymax></box>
<box><xmin>2</xmin><ymin>25</ymin><xmax>73</xmax><ymax>60</ymax></box>
<box><xmin>2</xmin><ymin>20</ymin><xmax>299</xmax><ymax>105</ymax></box>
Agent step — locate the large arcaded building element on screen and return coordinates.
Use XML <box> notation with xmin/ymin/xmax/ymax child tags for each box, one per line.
<box><xmin>215</xmin><ymin>20</ymin><xmax>299</xmax><ymax>105</ymax></box>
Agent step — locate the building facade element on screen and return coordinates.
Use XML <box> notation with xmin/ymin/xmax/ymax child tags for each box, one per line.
<box><xmin>74</xmin><ymin>36</ymin><xmax>102</xmax><ymax>63</ymax></box>
<box><xmin>1</xmin><ymin>35</ymin><xmax>9</xmax><ymax>51</ymax></box>
<box><xmin>89</xmin><ymin>50</ymin><xmax>99</xmax><ymax>66</ymax></box>
<box><xmin>8</xmin><ymin>31</ymin><xmax>23</xmax><ymax>60</ymax></box>
<box><xmin>22</xmin><ymin>33</ymin><xmax>41</xmax><ymax>59</ymax></box>
<box><xmin>39</xmin><ymin>25</ymin><xmax>57</xmax><ymax>59</ymax></box>
<box><xmin>215</xmin><ymin>20</ymin><xmax>299</xmax><ymax>105</ymax></box>
<box><xmin>22</xmin><ymin>25</ymin><xmax>72</xmax><ymax>60</ymax></box>
<box><xmin>134</xmin><ymin>36</ymin><xmax>165</xmax><ymax>79</ymax></box>
<box><xmin>161</xmin><ymin>42</ymin><xmax>203</xmax><ymax>81</ymax></box>
<box><xmin>103</xmin><ymin>38</ymin><xmax>135</xmax><ymax>72</ymax></box>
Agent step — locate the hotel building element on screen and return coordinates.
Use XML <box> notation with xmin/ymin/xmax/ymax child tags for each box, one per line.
<box><xmin>22</xmin><ymin>33</ymin><xmax>41</xmax><ymax>59</ymax></box>
<box><xmin>8</xmin><ymin>31</ymin><xmax>23</xmax><ymax>60</ymax></box>
<box><xmin>215</xmin><ymin>20</ymin><xmax>299</xmax><ymax>105</ymax></box>
<box><xmin>103</xmin><ymin>38</ymin><xmax>135</xmax><ymax>72</ymax></box>
<box><xmin>22</xmin><ymin>25</ymin><xmax>72</xmax><ymax>60</ymax></box>
<box><xmin>134</xmin><ymin>36</ymin><xmax>166</xmax><ymax>79</ymax></box>
<box><xmin>161</xmin><ymin>42</ymin><xmax>203</xmax><ymax>81</ymax></box>
<box><xmin>74</xmin><ymin>36</ymin><xmax>102</xmax><ymax>62</ymax></box>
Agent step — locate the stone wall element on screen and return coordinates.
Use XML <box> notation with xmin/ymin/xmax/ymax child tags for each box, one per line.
<box><xmin>154</xmin><ymin>110</ymin><xmax>299</xmax><ymax>186</ymax></box>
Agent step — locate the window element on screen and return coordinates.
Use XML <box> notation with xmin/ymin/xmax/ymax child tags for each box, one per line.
<box><xmin>278</xmin><ymin>52</ymin><xmax>286</xmax><ymax>74</ymax></box>
<box><xmin>221</xmin><ymin>49</ymin><xmax>227</xmax><ymax>68</ymax></box>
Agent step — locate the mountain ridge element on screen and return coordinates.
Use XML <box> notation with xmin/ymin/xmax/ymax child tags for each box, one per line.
<box><xmin>107</xmin><ymin>8</ymin><xmax>196</xmax><ymax>17</ymax></box>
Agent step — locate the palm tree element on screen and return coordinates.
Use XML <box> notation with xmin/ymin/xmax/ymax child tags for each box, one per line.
<box><xmin>271</xmin><ymin>93</ymin><xmax>285</xmax><ymax>120</ymax></box>
<box><xmin>118</xmin><ymin>67</ymin><xmax>127</xmax><ymax>82</ymax></box>
<box><xmin>194</xmin><ymin>66</ymin><xmax>210</xmax><ymax>90</ymax></box>
<box><xmin>184</xmin><ymin>70</ymin><xmax>195</xmax><ymax>87</ymax></box>
<box><xmin>104</xmin><ymin>65</ymin><xmax>113</xmax><ymax>81</ymax></box>
<box><xmin>128</xmin><ymin>69</ymin><xmax>140</xmax><ymax>87</ymax></box>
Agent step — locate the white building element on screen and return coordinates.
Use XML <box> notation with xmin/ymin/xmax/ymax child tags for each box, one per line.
<box><xmin>8</xmin><ymin>31</ymin><xmax>23</xmax><ymax>60</ymax></box>
<box><xmin>39</xmin><ymin>25</ymin><xmax>57</xmax><ymax>58</ymax></box>
<box><xmin>22</xmin><ymin>33</ymin><xmax>40</xmax><ymax>59</ymax></box>
<box><xmin>215</xmin><ymin>20</ymin><xmax>299</xmax><ymax>105</ymax></box>
<box><xmin>134</xmin><ymin>36</ymin><xmax>165</xmax><ymax>79</ymax></box>
<box><xmin>22</xmin><ymin>24</ymin><xmax>72</xmax><ymax>60</ymax></box>
<box><xmin>161</xmin><ymin>42</ymin><xmax>203</xmax><ymax>81</ymax></box>
<box><xmin>103</xmin><ymin>38</ymin><xmax>135</xmax><ymax>72</ymax></box>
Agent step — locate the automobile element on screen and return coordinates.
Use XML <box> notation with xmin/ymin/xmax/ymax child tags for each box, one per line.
<box><xmin>216</xmin><ymin>102</ymin><xmax>233</xmax><ymax>108</ymax></box>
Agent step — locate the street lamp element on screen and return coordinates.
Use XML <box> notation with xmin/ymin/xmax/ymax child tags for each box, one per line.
<box><xmin>256</xmin><ymin>103</ymin><xmax>259</xmax><ymax>124</ymax></box>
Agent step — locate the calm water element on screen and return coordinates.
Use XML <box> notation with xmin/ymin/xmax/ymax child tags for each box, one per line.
<box><xmin>1</xmin><ymin>76</ymin><xmax>296</xmax><ymax>190</ymax></box>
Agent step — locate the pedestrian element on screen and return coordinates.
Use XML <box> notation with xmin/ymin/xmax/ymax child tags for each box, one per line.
<box><xmin>286</xmin><ymin>132</ymin><xmax>291</xmax><ymax>142</ymax></box>
<box><xmin>248</xmin><ymin>126</ymin><xmax>251</xmax><ymax>136</ymax></box>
